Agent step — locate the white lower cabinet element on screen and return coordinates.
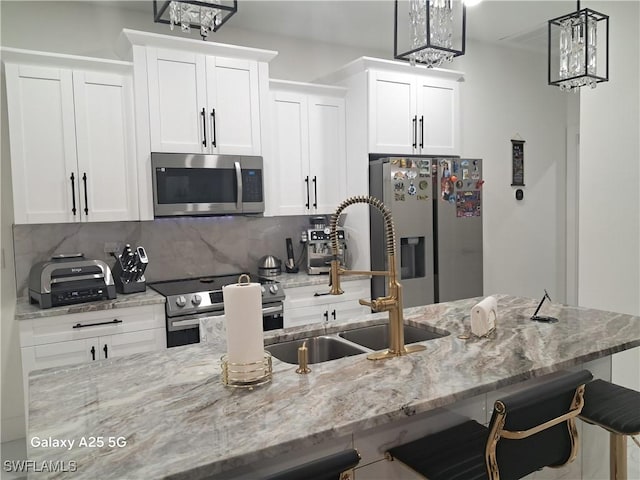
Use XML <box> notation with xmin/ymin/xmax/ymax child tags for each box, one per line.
<box><xmin>19</xmin><ymin>304</ymin><xmax>166</xmax><ymax>424</ymax></box>
<box><xmin>283</xmin><ymin>280</ymin><xmax>370</xmax><ymax>328</ymax></box>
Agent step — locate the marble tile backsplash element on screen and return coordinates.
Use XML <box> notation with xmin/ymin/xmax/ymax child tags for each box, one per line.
<box><xmin>13</xmin><ymin>216</ymin><xmax>312</xmax><ymax>297</ymax></box>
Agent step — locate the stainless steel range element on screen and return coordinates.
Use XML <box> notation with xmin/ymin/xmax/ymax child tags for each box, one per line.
<box><xmin>149</xmin><ymin>273</ymin><xmax>285</xmax><ymax>348</ymax></box>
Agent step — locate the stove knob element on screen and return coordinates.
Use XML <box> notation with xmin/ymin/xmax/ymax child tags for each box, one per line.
<box><xmin>175</xmin><ymin>295</ymin><xmax>187</xmax><ymax>308</ymax></box>
<box><xmin>261</xmin><ymin>286</ymin><xmax>266</xmax><ymax>294</ymax></box>
<box><xmin>191</xmin><ymin>294</ymin><xmax>202</xmax><ymax>306</ymax></box>
<box><xmin>269</xmin><ymin>284</ymin><xmax>279</xmax><ymax>295</ymax></box>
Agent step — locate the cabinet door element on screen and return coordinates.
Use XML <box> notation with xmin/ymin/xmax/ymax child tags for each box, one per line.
<box><xmin>147</xmin><ymin>48</ymin><xmax>207</xmax><ymax>153</ymax></box>
<box><xmin>269</xmin><ymin>91</ymin><xmax>310</xmax><ymax>215</ymax></box>
<box><xmin>206</xmin><ymin>56</ymin><xmax>261</xmax><ymax>155</ymax></box>
<box><xmin>416</xmin><ymin>77</ymin><xmax>459</xmax><ymax>155</ymax></box>
<box><xmin>368</xmin><ymin>70</ymin><xmax>417</xmax><ymax>154</ymax></box>
<box><xmin>21</xmin><ymin>339</ymin><xmax>96</xmax><ymax>373</ymax></box>
<box><xmin>308</xmin><ymin>95</ymin><xmax>346</xmax><ymax>214</ymax></box>
<box><xmin>284</xmin><ymin>304</ymin><xmax>331</xmax><ymax>329</ymax></box>
<box><xmin>5</xmin><ymin>64</ymin><xmax>79</xmax><ymax>224</ymax></box>
<box><xmin>98</xmin><ymin>328</ymin><xmax>166</xmax><ymax>360</ymax></box>
<box><xmin>73</xmin><ymin>71</ymin><xmax>138</xmax><ymax>222</ymax></box>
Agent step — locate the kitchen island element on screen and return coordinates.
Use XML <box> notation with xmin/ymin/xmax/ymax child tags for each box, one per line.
<box><xmin>26</xmin><ymin>295</ymin><xmax>639</xmax><ymax>479</ymax></box>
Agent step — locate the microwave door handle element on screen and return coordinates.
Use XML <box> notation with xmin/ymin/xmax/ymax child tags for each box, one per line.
<box><xmin>235</xmin><ymin>161</ymin><xmax>242</xmax><ymax>212</ymax></box>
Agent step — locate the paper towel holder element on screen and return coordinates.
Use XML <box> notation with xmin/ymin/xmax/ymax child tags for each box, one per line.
<box><xmin>530</xmin><ymin>289</ymin><xmax>558</xmax><ymax>323</ymax></box>
<box><xmin>221</xmin><ymin>352</ymin><xmax>273</xmax><ymax>389</ymax></box>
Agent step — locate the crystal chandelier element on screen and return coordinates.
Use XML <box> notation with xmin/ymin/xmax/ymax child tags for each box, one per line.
<box><xmin>153</xmin><ymin>1</ymin><xmax>238</xmax><ymax>40</ymax></box>
<box><xmin>394</xmin><ymin>0</ymin><xmax>466</xmax><ymax>68</ymax></box>
<box><xmin>548</xmin><ymin>1</ymin><xmax>609</xmax><ymax>92</ymax></box>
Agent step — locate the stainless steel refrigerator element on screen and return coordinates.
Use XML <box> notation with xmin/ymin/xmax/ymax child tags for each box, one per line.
<box><xmin>369</xmin><ymin>156</ymin><xmax>483</xmax><ymax>307</ymax></box>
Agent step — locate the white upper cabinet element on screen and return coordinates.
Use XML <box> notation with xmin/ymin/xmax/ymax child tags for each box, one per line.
<box><xmin>4</xmin><ymin>52</ymin><xmax>138</xmax><ymax>225</ymax></box>
<box><xmin>72</xmin><ymin>71</ymin><xmax>138</xmax><ymax>222</ymax></box>
<box><xmin>267</xmin><ymin>81</ymin><xmax>347</xmax><ymax>216</ymax></box>
<box><xmin>369</xmin><ymin>69</ymin><xmax>460</xmax><ymax>156</ymax></box>
<box><xmin>146</xmin><ymin>48</ymin><xmax>207</xmax><ymax>153</ymax></box>
<box><xmin>146</xmin><ymin>48</ymin><xmax>261</xmax><ymax>156</ymax></box>
<box><xmin>206</xmin><ymin>56</ymin><xmax>261</xmax><ymax>155</ymax></box>
<box><xmin>119</xmin><ymin>30</ymin><xmax>276</xmax><ymax>220</ymax></box>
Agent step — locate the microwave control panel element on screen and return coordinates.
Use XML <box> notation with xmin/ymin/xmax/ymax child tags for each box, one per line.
<box><xmin>242</xmin><ymin>169</ymin><xmax>263</xmax><ymax>202</ymax></box>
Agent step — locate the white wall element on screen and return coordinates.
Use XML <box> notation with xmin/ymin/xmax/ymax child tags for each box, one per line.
<box><xmin>577</xmin><ymin>1</ymin><xmax>640</xmax><ymax>391</ymax></box>
<box><xmin>455</xmin><ymin>41</ymin><xmax>569</xmax><ymax>300</ymax></box>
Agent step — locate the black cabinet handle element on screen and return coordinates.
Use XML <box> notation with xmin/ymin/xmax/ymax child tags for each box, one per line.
<box><xmin>70</xmin><ymin>173</ymin><xmax>77</xmax><ymax>216</ymax></box>
<box><xmin>73</xmin><ymin>319</ymin><xmax>123</xmax><ymax>329</ymax></box>
<box><xmin>419</xmin><ymin>115</ymin><xmax>424</xmax><ymax>149</ymax></box>
<box><xmin>210</xmin><ymin>108</ymin><xmax>217</xmax><ymax>148</ymax></box>
<box><xmin>304</xmin><ymin>176</ymin><xmax>310</xmax><ymax>209</ymax></box>
<box><xmin>201</xmin><ymin>108</ymin><xmax>207</xmax><ymax>146</ymax></box>
<box><xmin>82</xmin><ymin>173</ymin><xmax>88</xmax><ymax>215</ymax></box>
<box><xmin>331</xmin><ymin>309</ymin><xmax>336</xmax><ymax>320</ymax></box>
<box><xmin>312</xmin><ymin>176</ymin><xmax>317</xmax><ymax>208</ymax></box>
<box><xmin>90</xmin><ymin>346</ymin><xmax>96</xmax><ymax>361</ymax></box>
<box><xmin>103</xmin><ymin>344</ymin><xmax>108</xmax><ymax>359</ymax></box>
<box><xmin>412</xmin><ymin>116</ymin><xmax>417</xmax><ymax>149</ymax></box>
<box><xmin>323</xmin><ymin>310</ymin><xmax>329</xmax><ymax>321</ymax></box>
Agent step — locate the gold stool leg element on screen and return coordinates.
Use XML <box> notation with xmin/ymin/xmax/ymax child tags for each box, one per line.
<box><xmin>610</xmin><ymin>433</ymin><xmax>627</xmax><ymax>480</ymax></box>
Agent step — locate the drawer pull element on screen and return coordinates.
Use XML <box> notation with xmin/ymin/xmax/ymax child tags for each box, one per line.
<box><xmin>73</xmin><ymin>319</ymin><xmax>123</xmax><ymax>329</ymax></box>
<box><xmin>90</xmin><ymin>345</ymin><xmax>96</xmax><ymax>361</ymax></box>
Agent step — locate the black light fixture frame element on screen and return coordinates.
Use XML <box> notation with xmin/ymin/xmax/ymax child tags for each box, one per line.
<box><xmin>547</xmin><ymin>1</ymin><xmax>609</xmax><ymax>89</ymax></box>
<box><xmin>153</xmin><ymin>0</ymin><xmax>238</xmax><ymax>35</ymax></box>
<box><xmin>394</xmin><ymin>0</ymin><xmax>466</xmax><ymax>65</ymax></box>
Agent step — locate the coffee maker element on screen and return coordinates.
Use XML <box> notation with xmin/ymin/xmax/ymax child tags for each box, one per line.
<box><xmin>304</xmin><ymin>216</ymin><xmax>348</xmax><ymax>275</ymax></box>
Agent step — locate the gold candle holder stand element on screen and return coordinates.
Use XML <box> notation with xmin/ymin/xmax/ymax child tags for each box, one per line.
<box><xmin>221</xmin><ymin>351</ymin><xmax>272</xmax><ymax>389</ymax></box>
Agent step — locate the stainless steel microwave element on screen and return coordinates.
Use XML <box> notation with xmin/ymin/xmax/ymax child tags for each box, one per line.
<box><xmin>151</xmin><ymin>153</ymin><xmax>264</xmax><ymax>217</ymax></box>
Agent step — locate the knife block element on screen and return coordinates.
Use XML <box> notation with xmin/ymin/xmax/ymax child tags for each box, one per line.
<box><xmin>112</xmin><ymin>247</ymin><xmax>147</xmax><ymax>294</ymax></box>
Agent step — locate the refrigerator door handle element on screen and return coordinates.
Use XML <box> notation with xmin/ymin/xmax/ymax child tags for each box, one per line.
<box><xmin>419</xmin><ymin>115</ymin><xmax>424</xmax><ymax>149</ymax></box>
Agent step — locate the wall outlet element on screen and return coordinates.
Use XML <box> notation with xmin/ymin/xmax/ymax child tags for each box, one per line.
<box><xmin>104</xmin><ymin>242</ymin><xmax>123</xmax><ymax>255</ymax></box>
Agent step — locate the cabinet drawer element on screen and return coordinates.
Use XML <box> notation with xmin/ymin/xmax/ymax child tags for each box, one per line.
<box><xmin>284</xmin><ymin>280</ymin><xmax>370</xmax><ymax>310</ymax></box>
<box><xmin>19</xmin><ymin>304</ymin><xmax>165</xmax><ymax>347</ymax></box>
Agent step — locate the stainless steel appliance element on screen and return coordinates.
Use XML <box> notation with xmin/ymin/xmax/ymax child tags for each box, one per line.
<box><xmin>151</xmin><ymin>153</ymin><xmax>264</xmax><ymax>217</ymax></box>
<box><xmin>258</xmin><ymin>255</ymin><xmax>282</xmax><ymax>277</ymax></box>
<box><xmin>149</xmin><ymin>273</ymin><xmax>285</xmax><ymax>348</ymax></box>
<box><xmin>29</xmin><ymin>254</ymin><xmax>116</xmax><ymax>308</ymax></box>
<box><xmin>304</xmin><ymin>217</ymin><xmax>348</xmax><ymax>275</ymax></box>
<box><xmin>369</xmin><ymin>156</ymin><xmax>483</xmax><ymax>307</ymax></box>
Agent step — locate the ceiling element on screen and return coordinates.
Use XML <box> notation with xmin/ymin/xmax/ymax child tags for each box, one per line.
<box><xmin>106</xmin><ymin>0</ymin><xmax>576</xmax><ymax>53</ymax></box>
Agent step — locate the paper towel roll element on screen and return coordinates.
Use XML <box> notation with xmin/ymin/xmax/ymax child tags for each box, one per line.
<box><xmin>471</xmin><ymin>296</ymin><xmax>498</xmax><ymax>337</ymax></box>
<box><xmin>222</xmin><ymin>281</ymin><xmax>264</xmax><ymax>380</ymax></box>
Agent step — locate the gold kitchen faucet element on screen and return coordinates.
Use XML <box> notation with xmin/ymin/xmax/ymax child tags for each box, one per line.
<box><xmin>329</xmin><ymin>196</ymin><xmax>426</xmax><ymax>360</ymax></box>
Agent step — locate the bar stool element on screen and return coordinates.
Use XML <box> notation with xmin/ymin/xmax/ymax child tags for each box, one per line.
<box><xmin>385</xmin><ymin>369</ymin><xmax>593</xmax><ymax>480</ymax></box>
<box><xmin>579</xmin><ymin>379</ymin><xmax>640</xmax><ymax>480</ymax></box>
<box><xmin>261</xmin><ymin>449</ymin><xmax>361</xmax><ymax>480</ymax></box>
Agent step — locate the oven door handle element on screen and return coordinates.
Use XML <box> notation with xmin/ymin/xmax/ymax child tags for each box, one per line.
<box><xmin>172</xmin><ymin>318</ymin><xmax>203</xmax><ymax>328</ymax></box>
<box><xmin>262</xmin><ymin>305</ymin><xmax>283</xmax><ymax>315</ymax></box>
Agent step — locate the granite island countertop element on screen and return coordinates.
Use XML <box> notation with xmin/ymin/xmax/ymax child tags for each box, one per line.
<box><xmin>26</xmin><ymin>295</ymin><xmax>640</xmax><ymax>479</ymax></box>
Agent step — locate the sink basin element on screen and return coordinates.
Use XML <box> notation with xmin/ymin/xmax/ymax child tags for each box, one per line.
<box><xmin>265</xmin><ymin>336</ymin><xmax>368</xmax><ymax>365</ymax></box>
<box><xmin>339</xmin><ymin>324</ymin><xmax>448</xmax><ymax>351</ymax></box>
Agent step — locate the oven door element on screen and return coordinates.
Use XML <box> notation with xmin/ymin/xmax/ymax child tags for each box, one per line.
<box><xmin>151</xmin><ymin>153</ymin><xmax>264</xmax><ymax>216</ymax></box>
<box><xmin>166</xmin><ymin>303</ymin><xmax>284</xmax><ymax>348</ymax></box>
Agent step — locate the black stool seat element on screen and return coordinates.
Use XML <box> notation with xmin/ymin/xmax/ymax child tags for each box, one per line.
<box><xmin>386</xmin><ymin>370</ymin><xmax>593</xmax><ymax>480</ymax></box>
<box><xmin>387</xmin><ymin>420</ymin><xmax>489</xmax><ymax>480</ymax></box>
<box><xmin>581</xmin><ymin>379</ymin><xmax>640</xmax><ymax>434</ymax></box>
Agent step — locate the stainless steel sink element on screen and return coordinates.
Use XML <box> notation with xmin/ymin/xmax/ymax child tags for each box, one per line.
<box><xmin>339</xmin><ymin>324</ymin><xmax>448</xmax><ymax>351</ymax></box>
<box><xmin>265</xmin><ymin>336</ymin><xmax>368</xmax><ymax>365</ymax></box>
